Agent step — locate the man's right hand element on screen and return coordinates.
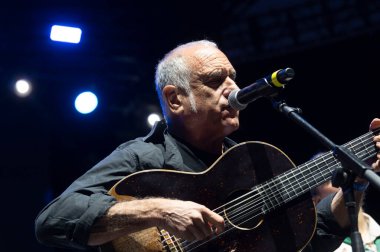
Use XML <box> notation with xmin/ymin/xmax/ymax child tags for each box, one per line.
<box><xmin>151</xmin><ymin>198</ymin><xmax>225</xmax><ymax>241</ymax></box>
<box><xmin>88</xmin><ymin>198</ymin><xmax>225</xmax><ymax>246</ymax></box>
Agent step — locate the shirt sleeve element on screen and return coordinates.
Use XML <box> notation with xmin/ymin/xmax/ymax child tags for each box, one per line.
<box><xmin>35</xmin><ymin>146</ymin><xmax>140</xmax><ymax>250</ymax></box>
<box><xmin>307</xmin><ymin>192</ymin><xmax>350</xmax><ymax>252</ymax></box>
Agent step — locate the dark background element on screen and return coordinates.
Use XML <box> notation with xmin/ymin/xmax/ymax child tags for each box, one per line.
<box><xmin>1</xmin><ymin>0</ymin><xmax>380</xmax><ymax>251</ymax></box>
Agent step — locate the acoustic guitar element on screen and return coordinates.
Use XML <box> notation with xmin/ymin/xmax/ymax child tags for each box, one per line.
<box><xmin>102</xmin><ymin>128</ymin><xmax>379</xmax><ymax>252</ymax></box>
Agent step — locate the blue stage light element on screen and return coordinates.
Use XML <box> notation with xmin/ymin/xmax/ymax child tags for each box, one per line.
<box><xmin>74</xmin><ymin>91</ymin><xmax>98</xmax><ymax>114</ymax></box>
<box><xmin>14</xmin><ymin>79</ymin><xmax>32</xmax><ymax>97</ymax></box>
<box><xmin>147</xmin><ymin>113</ymin><xmax>161</xmax><ymax>127</ymax></box>
<box><xmin>50</xmin><ymin>25</ymin><xmax>82</xmax><ymax>44</ymax></box>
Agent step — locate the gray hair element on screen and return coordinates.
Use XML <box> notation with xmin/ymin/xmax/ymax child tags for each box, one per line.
<box><xmin>155</xmin><ymin>40</ymin><xmax>218</xmax><ymax>117</ymax></box>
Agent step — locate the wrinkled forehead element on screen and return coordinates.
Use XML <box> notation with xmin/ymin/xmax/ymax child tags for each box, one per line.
<box><xmin>185</xmin><ymin>46</ymin><xmax>235</xmax><ymax>73</ymax></box>
<box><xmin>194</xmin><ymin>46</ymin><xmax>230</xmax><ymax>64</ymax></box>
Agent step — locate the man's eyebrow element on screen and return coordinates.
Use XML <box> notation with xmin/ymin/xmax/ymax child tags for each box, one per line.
<box><xmin>199</xmin><ymin>68</ymin><xmax>235</xmax><ymax>82</ymax></box>
<box><xmin>200</xmin><ymin>68</ymin><xmax>225</xmax><ymax>79</ymax></box>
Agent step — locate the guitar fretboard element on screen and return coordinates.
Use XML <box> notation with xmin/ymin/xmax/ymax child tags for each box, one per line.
<box><xmin>258</xmin><ymin>129</ymin><xmax>378</xmax><ymax>213</ymax></box>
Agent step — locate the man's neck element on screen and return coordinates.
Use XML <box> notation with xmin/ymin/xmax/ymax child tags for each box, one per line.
<box><xmin>168</xmin><ymin>124</ymin><xmax>224</xmax><ymax>155</ymax></box>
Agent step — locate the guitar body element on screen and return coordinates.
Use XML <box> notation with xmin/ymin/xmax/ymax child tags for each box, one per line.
<box><xmin>105</xmin><ymin>141</ymin><xmax>316</xmax><ymax>252</ymax></box>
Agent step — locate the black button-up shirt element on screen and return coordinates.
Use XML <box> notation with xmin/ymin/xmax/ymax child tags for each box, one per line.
<box><xmin>35</xmin><ymin>120</ymin><xmax>346</xmax><ymax>251</ymax></box>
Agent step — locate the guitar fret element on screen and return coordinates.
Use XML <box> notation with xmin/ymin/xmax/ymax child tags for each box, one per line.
<box><xmin>284</xmin><ymin>171</ymin><xmax>295</xmax><ymax>200</ymax></box>
<box><xmin>364</xmin><ymin>141</ymin><xmax>372</xmax><ymax>157</ymax></box>
<box><xmin>261</xmin><ymin>178</ymin><xmax>281</xmax><ymax>211</ymax></box>
<box><xmin>257</xmin><ymin>185</ymin><xmax>270</xmax><ymax>214</ymax></box>
<box><xmin>295</xmin><ymin>168</ymin><xmax>306</xmax><ymax>194</ymax></box>
<box><xmin>259</xmin><ymin>183</ymin><xmax>276</xmax><ymax>214</ymax></box>
<box><xmin>362</xmin><ymin>136</ymin><xmax>374</xmax><ymax>158</ymax></box>
<box><xmin>299</xmin><ymin>165</ymin><xmax>311</xmax><ymax>192</ymax></box>
<box><xmin>311</xmin><ymin>163</ymin><xmax>320</xmax><ymax>186</ymax></box>
<box><xmin>346</xmin><ymin>141</ymin><xmax>355</xmax><ymax>154</ymax></box>
<box><xmin>352</xmin><ymin>138</ymin><xmax>366</xmax><ymax>156</ymax></box>
<box><xmin>310</xmin><ymin>161</ymin><xmax>320</xmax><ymax>187</ymax></box>
<box><xmin>301</xmin><ymin>164</ymin><xmax>313</xmax><ymax>191</ymax></box>
<box><xmin>262</xmin><ymin>183</ymin><xmax>274</xmax><ymax>212</ymax></box>
<box><xmin>311</xmin><ymin>159</ymin><xmax>328</xmax><ymax>185</ymax></box>
<box><xmin>291</xmin><ymin>168</ymin><xmax>304</xmax><ymax>194</ymax></box>
<box><xmin>358</xmin><ymin>135</ymin><xmax>369</xmax><ymax>154</ymax></box>
<box><xmin>318</xmin><ymin>155</ymin><xmax>330</xmax><ymax>181</ymax></box>
<box><xmin>269</xmin><ymin>178</ymin><xmax>282</xmax><ymax>207</ymax></box>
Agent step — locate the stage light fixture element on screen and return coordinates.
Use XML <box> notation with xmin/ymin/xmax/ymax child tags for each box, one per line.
<box><xmin>147</xmin><ymin>113</ymin><xmax>161</xmax><ymax>127</ymax></box>
<box><xmin>74</xmin><ymin>91</ymin><xmax>98</xmax><ymax>114</ymax></box>
<box><xmin>50</xmin><ymin>25</ymin><xmax>82</xmax><ymax>44</ymax></box>
<box><xmin>14</xmin><ymin>79</ymin><xmax>32</xmax><ymax>97</ymax></box>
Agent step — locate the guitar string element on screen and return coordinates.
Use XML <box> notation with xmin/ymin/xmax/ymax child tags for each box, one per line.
<box><xmin>211</xmin><ymin>129</ymin><xmax>377</xmax><ymax>217</ymax></box>
<box><xmin>160</xmin><ymin>130</ymin><xmax>378</xmax><ymax>251</ymax></box>
<box><xmin>167</xmin><ymin>134</ymin><xmax>378</xmax><ymax>250</ymax></box>
<box><xmin>161</xmin><ymin>229</ymin><xmax>181</xmax><ymax>252</ymax></box>
<box><xmin>223</xmin><ymin>146</ymin><xmax>346</xmax><ymax>221</ymax></box>
<box><xmin>224</xmin><ymin>157</ymin><xmax>337</xmax><ymax>225</ymax></box>
<box><xmin>163</xmin><ymin>131</ymin><xmax>376</xmax><ymax>251</ymax></box>
<box><xmin>206</xmin><ymin>129</ymin><xmax>376</xmax><ymax>221</ymax></box>
<box><xmin>223</xmin><ymin>127</ymin><xmax>377</xmax><ymax>225</ymax></box>
<box><xmin>186</xmin><ymin>129</ymin><xmax>378</xmax><ymax>251</ymax></box>
<box><xmin>181</xmin><ymin>141</ymin><xmax>376</xmax><ymax>252</ymax></box>
<box><xmin>162</xmin><ymin>131</ymin><xmax>377</xmax><ymax>251</ymax></box>
<box><xmin>181</xmin><ymin>133</ymin><xmax>374</xmax><ymax>251</ymax></box>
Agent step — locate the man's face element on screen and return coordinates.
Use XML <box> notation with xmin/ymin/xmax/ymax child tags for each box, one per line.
<box><xmin>181</xmin><ymin>46</ymin><xmax>240</xmax><ymax>138</ymax></box>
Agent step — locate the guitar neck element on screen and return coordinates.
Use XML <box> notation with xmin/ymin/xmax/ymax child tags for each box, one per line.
<box><xmin>257</xmin><ymin>128</ymin><xmax>379</xmax><ymax>213</ymax></box>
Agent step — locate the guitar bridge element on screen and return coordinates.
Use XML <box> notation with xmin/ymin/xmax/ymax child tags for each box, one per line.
<box><xmin>160</xmin><ymin>229</ymin><xmax>184</xmax><ymax>251</ymax></box>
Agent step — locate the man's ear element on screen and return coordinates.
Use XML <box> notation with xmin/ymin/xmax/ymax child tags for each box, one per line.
<box><xmin>162</xmin><ymin>85</ymin><xmax>182</xmax><ymax>113</ymax></box>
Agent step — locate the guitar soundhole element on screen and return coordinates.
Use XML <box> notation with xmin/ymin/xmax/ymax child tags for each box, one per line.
<box><xmin>223</xmin><ymin>189</ymin><xmax>263</xmax><ymax>230</ymax></box>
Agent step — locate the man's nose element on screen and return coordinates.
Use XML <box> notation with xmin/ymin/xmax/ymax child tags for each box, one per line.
<box><xmin>222</xmin><ymin>86</ymin><xmax>238</xmax><ymax>98</ymax></box>
<box><xmin>223</xmin><ymin>79</ymin><xmax>239</xmax><ymax>98</ymax></box>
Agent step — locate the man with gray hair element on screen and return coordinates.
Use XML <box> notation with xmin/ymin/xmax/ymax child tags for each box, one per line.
<box><xmin>35</xmin><ymin>40</ymin><xmax>380</xmax><ymax>251</ymax></box>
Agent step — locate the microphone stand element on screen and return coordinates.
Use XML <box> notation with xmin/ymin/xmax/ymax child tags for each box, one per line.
<box><xmin>271</xmin><ymin>99</ymin><xmax>380</xmax><ymax>252</ymax></box>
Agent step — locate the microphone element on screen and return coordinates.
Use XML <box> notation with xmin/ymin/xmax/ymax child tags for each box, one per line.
<box><xmin>228</xmin><ymin>68</ymin><xmax>295</xmax><ymax>110</ymax></box>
